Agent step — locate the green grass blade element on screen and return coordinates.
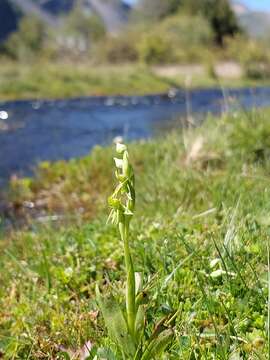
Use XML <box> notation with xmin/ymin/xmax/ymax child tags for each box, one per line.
<box><xmin>95</xmin><ymin>285</ymin><xmax>135</xmax><ymax>358</ymax></box>
<box><xmin>141</xmin><ymin>329</ymin><xmax>174</xmax><ymax>360</ymax></box>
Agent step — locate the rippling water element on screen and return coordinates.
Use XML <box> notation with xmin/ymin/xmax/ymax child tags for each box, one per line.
<box><xmin>1</xmin><ymin>87</ymin><xmax>270</xmax><ymax>183</ymax></box>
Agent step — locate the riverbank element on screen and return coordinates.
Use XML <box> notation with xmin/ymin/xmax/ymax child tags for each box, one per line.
<box><xmin>0</xmin><ymin>108</ymin><xmax>269</xmax><ymax>358</ymax></box>
<box><xmin>2</xmin><ymin>87</ymin><xmax>270</xmax><ymax>185</ymax></box>
<box><xmin>0</xmin><ymin>61</ymin><xmax>269</xmax><ymax>100</ymax></box>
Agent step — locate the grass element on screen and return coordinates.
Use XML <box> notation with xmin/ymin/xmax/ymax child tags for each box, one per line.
<box><xmin>0</xmin><ymin>62</ymin><xmax>172</xmax><ymax>100</ymax></box>
<box><xmin>0</xmin><ymin>61</ymin><xmax>269</xmax><ymax>101</ymax></box>
<box><xmin>1</xmin><ymin>109</ymin><xmax>270</xmax><ymax>358</ymax></box>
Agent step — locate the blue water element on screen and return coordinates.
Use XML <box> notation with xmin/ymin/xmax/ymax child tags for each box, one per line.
<box><xmin>1</xmin><ymin>87</ymin><xmax>270</xmax><ymax>183</ymax></box>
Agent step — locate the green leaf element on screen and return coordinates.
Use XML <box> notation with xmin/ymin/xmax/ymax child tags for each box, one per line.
<box><xmin>135</xmin><ymin>272</ymin><xmax>143</xmax><ymax>294</ymax></box>
<box><xmin>135</xmin><ymin>292</ymin><xmax>148</xmax><ymax>309</ymax></box>
<box><xmin>135</xmin><ymin>305</ymin><xmax>146</xmax><ymax>341</ymax></box>
<box><xmin>141</xmin><ymin>329</ymin><xmax>174</xmax><ymax>360</ymax></box>
<box><xmin>95</xmin><ymin>286</ymin><xmax>135</xmax><ymax>357</ymax></box>
<box><xmin>95</xmin><ymin>347</ymin><xmax>117</xmax><ymax>360</ymax></box>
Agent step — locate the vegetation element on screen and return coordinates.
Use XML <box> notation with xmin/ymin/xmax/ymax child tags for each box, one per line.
<box><xmin>0</xmin><ymin>61</ymin><xmax>270</xmax><ymax>100</ymax></box>
<box><xmin>137</xmin><ymin>14</ymin><xmax>213</xmax><ymax>64</ymax></box>
<box><xmin>3</xmin><ymin>16</ymin><xmax>47</xmax><ymax>60</ymax></box>
<box><xmin>135</xmin><ymin>0</ymin><xmax>241</xmax><ymax>46</ymax></box>
<box><xmin>0</xmin><ymin>0</ymin><xmax>269</xmax><ymax>98</ymax></box>
<box><xmin>1</xmin><ymin>109</ymin><xmax>270</xmax><ymax>358</ymax></box>
<box><xmin>0</xmin><ymin>63</ymin><xmax>174</xmax><ymax>99</ymax></box>
<box><xmin>0</xmin><ymin>0</ymin><xmax>265</xmax><ymax>65</ymax></box>
<box><xmin>0</xmin><ymin>1</ymin><xmax>269</xmax><ymax>358</ymax></box>
<box><xmin>97</xmin><ymin>143</ymin><xmax>174</xmax><ymax>359</ymax></box>
<box><xmin>182</xmin><ymin>0</ymin><xmax>241</xmax><ymax>45</ymax></box>
<box><xmin>133</xmin><ymin>0</ymin><xmax>182</xmax><ymax>21</ymax></box>
<box><xmin>64</xmin><ymin>7</ymin><xmax>106</xmax><ymax>43</ymax></box>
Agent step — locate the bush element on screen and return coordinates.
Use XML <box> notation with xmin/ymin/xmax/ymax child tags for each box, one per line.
<box><xmin>135</xmin><ymin>0</ymin><xmax>240</xmax><ymax>46</ymax></box>
<box><xmin>138</xmin><ymin>14</ymin><xmax>213</xmax><ymax>64</ymax></box>
<box><xmin>161</xmin><ymin>14</ymin><xmax>213</xmax><ymax>47</ymax></box>
<box><xmin>53</xmin><ymin>9</ymin><xmax>107</xmax><ymax>59</ymax></box>
<box><xmin>64</xmin><ymin>9</ymin><xmax>106</xmax><ymax>43</ymax></box>
<box><xmin>96</xmin><ymin>34</ymin><xmax>139</xmax><ymax>63</ymax></box>
<box><xmin>245</xmin><ymin>62</ymin><xmax>270</xmax><ymax>80</ymax></box>
<box><xmin>4</xmin><ymin>16</ymin><xmax>47</xmax><ymax>60</ymax></box>
<box><xmin>224</xmin><ymin>36</ymin><xmax>270</xmax><ymax>61</ymax></box>
<box><xmin>138</xmin><ymin>33</ymin><xmax>174</xmax><ymax>64</ymax></box>
<box><xmin>223</xmin><ymin>37</ymin><xmax>270</xmax><ymax>79</ymax></box>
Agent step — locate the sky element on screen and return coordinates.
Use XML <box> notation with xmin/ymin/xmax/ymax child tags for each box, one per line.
<box><xmin>243</xmin><ymin>0</ymin><xmax>270</xmax><ymax>11</ymax></box>
<box><xmin>124</xmin><ymin>0</ymin><xmax>270</xmax><ymax>12</ymax></box>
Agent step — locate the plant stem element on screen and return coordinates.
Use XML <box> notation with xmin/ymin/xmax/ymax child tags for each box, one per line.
<box><xmin>267</xmin><ymin>241</ymin><xmax>270</xmax><ymax>360</ymax></box>
<box><xmin>119</xmin><ymin>220</ymin><xmax>136</xmax><ymax>340</ymax></box>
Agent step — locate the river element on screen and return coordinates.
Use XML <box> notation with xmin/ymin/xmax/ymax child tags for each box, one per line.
<box><xmin>1</xmin><ymin>87</ymin><xmax>270</xmax><ymax>183</ymax></box>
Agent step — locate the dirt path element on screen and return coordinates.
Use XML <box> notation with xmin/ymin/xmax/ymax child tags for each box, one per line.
<box><xmin>152</xmin><ymin>62</ymin><xmax>243</xmax><ymax>80</ymax></box>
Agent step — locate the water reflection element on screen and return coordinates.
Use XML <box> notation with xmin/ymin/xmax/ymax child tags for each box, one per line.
<box><xmin>0</xmin><ymin>111</ymin><xmax>8</xmax><ymax>120</ymax></box>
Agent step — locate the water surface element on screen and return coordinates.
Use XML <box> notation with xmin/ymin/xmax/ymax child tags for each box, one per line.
<box><xmin>1</xmin><ymin>87</ymin><xmax>270</xmax><ymax>183</ymax></box>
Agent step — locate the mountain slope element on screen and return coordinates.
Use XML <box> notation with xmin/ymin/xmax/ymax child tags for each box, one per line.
<box><xmin>232</xmin><ymin>0</ymin><xmax>270</xmax><ymax>38</ymax></box>
<box><xmin>0</xmin><ymin>0</ymin><xmax>19</xmax><ymax>42</ymax></box>
<box><xmin>87</xmin><ymin>0</ymin><xmax>130</xmax><ymax>33</ymax></box>
<box><xmin>0</xmin><ymin>0</ymin><xmax>130</xmax><ymax>43</ymax></box>
<box><xmin>41</xmin><ymin>0</ymin><xmax>76</xmax><ymax>15</ymax></box>
<box><xmin>238</xmin><ymin>11</ymin><xmax>270</xmax><ymax>38</ymax></box>
<box><xmin>9</xmin><ymin>0</ymin><xmax>58</xmax><ymax>26</ymax></box>
<box><xmin>231</xmin><ymin>0</ymin><xmax>249</xmax><ymax>15</ymax></box>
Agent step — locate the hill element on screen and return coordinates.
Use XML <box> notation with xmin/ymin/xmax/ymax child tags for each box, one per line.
<box><xmin>232</xmin><ymin>0</ymin><xmax>270</xmax><ymax>38</ymax></box>
<box><xmin>0</xmin><ymin>0</ymin><xmax>19</xmax><ymax>42</ymax></box>
<box><xmin>0</xmin><ymin>0</ymin><xmax>131</xmax><ymax>43</ymax></box>
<box><xmin>231</xmin><ymin>0</ymin><xmax>249</xmax><ymax>15</ymax></box>
<box><xmin>238</xmin><ymin>11</ymin><xmax>270</xmax><ymax>38</ymax></box>
<box><xmin>39</xmin><ymin>0</ymin><xmax>75</xmax><ymax>15</ymax></box>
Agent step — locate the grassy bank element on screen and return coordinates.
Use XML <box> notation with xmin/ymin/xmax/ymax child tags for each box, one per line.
<box><xmin>0</xmin><ymin>61</ymin><xmax>269</xmax><ymax>101</ymax></box>
<box><xmin>1</xmin><ymin>109</ymin><xmax>270</xmax><ymax>358</ymax></box>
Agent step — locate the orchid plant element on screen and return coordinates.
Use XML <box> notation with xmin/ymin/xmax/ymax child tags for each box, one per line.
<box><xmin>96</xmin><ymin>143</ymin><xmax>174</xmax><ymax>360</ymax></box>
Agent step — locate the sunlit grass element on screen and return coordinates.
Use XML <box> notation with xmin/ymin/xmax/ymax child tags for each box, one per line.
<box><xmin>0</xmin><ymin>61</ymin><xmax>269</xmax><ymax>100</ymax></box>
<box><xmin>0</xmin><ymin>109</ymin><xmax>270</xmax><ymax>358</ymax></box>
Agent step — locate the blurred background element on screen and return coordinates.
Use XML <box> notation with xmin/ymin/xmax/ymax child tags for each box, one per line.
<box><xmin>1</xmin><ymin>0</ymin><xmax>270</xmax><ymax>184</ymax></box>
<box><xmin>0</xmin><ymin>0</ymin><xmax>270</xmax><ymax>99</ymax></box>
<box><xmin>2</xmin><ymin>3</ymin><xmax>270</xmax><ymax>358</ymax></box>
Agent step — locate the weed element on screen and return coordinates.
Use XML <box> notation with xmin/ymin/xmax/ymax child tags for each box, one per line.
<box><xmin>0</xmin><ymin>110</ymin><xmax>270</xmax><ymax>358</ymax></box>
<box><xmin>96</xmin><ymin>143</ymin><xmax>174</xmax><ymax>359</ymax></box>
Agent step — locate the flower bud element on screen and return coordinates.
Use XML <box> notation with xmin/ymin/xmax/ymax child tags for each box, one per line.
<box><xmin>122</xmin><ymin>152</ymin><xmax>130</xmax><ymax>178</ymax></box>
<box><xmin>116</xmin><ymin>143</ymin><xmax>127</xmax><ymax>154</ymax></box>
<box><xmin>114</xmin><ymin>157</ymin><xmax>123</xmax><ymax>169</ymax></box>
<box><xmin>108</xmin><ymin>196</ymin><xmax>121</xmax><ymax>210</ymax></box>
<box><xmin>108</xmin><ymin>143</ymin><xmax>135</xmax><ymax>226</ymax></box>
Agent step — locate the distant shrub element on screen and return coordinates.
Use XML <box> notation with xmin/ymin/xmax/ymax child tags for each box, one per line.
<box><xmin>223</xmin><ymin>37</ymin><xmax>270</xmax><ymax>80</ymax></box>
<box><xmin>4</xmin><ymin>16</ymin><xmax>47</xmax><ymax>60</ymax></box>
<box><xmin>137</xmin><ymin>14</ymin><xmax>213</xmax><ymax>64</ymax></box>
<box><xmin>245</xmin><ymin>62</ymin><xmax>270</xmax><ymax>80</ymax></box>
<box><xmin>161</xmin><ymin>14</ymin><xmax>213</xmax><ymax>47</ymax></box>
<box><xmin>97</xmin><ymin>34</ymin><xmax>139</xmax><ymax>63</ymax></box>
<box><xmin>94</xmin><ymin>13</ymin><xmax>215</xmax><ymax>65</ymax></box>
<box><xmin>64</xmin><ymin>9</ymin><xmax>106</xmax><ymax>43</ymax></box>
<box><xmin>224</xmin><ymin>36</ymin><xmax>270</xmax><ymax>64</ymax></box>
<box><xmin>138</xmin><ymin>33</ymin><xmax>174</xmax><ymax>64</ymax></box>
<box><xmin>53</xmin><ymin>9</ymin><xmax>106</xmax><ymax>59</ymax></box>
<box><xmin>134</xmin><ymin>0</ymin><xmax>241</xmax><ymax>46</ymax></box>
